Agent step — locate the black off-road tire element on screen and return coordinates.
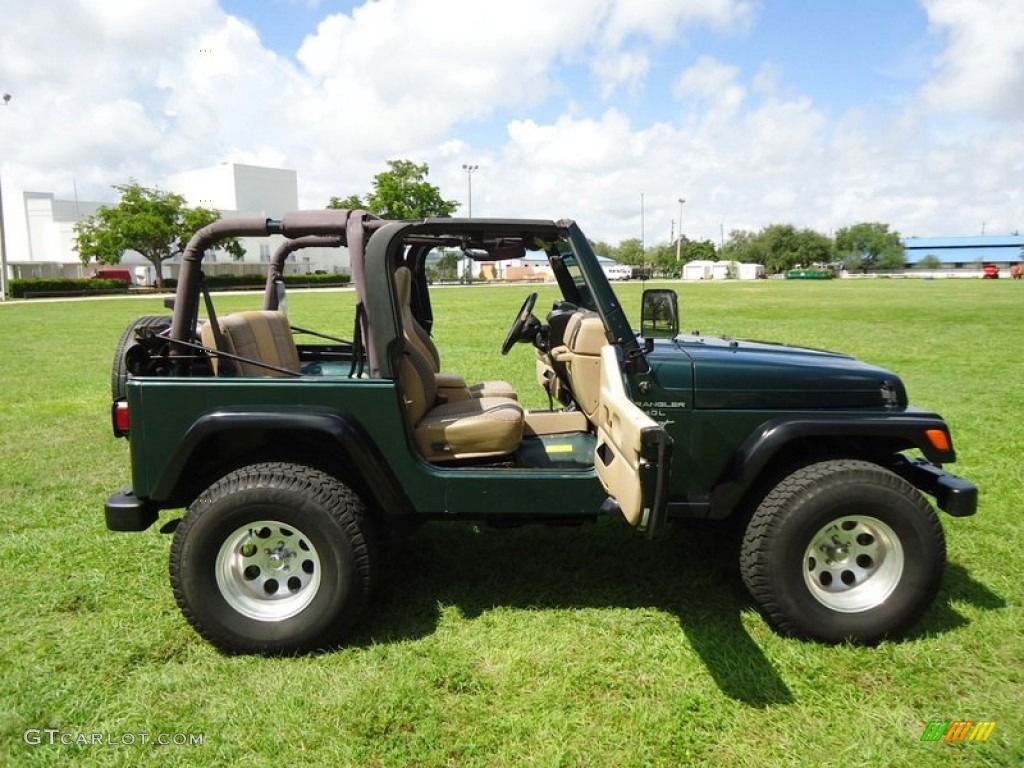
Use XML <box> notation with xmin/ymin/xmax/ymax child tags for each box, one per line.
<box><xmin>111</xmin><ymin>315</ymin><xmax>171</xmax><ymax>400</ymax></box>
<box><xmin>169</xmin><ymin>462</ymin><xmax>375</xmax><ymax>654</ymax></box>
<box><xmin>740</xmin><ymin>459</ymin><xmax>945</xmax><ymax>644</ymax></box>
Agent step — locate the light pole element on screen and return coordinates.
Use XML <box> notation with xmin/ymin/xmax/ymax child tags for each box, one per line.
<box><xmin>640</xmin><ymin>192</ymin><xmax>645</xmax><ymax>252</ymax></box>
<box><xmin>461</xmin><ymin>164</ymin><xmax>478</xmax><ymax>281</ymax></box>
<box><xmin>461</xmin><ymin>164</ymin><xmax>478</xmax><ymax>218</ymax></box>
<box><xmin>0</xmin><ymin>92</ymin><xmax>11</xmax><ymax>301</ymax></box>
<box><xmin>675</xmin><ymin>198</ymin><xmax>686</xmax><ymax>262</ymax></box>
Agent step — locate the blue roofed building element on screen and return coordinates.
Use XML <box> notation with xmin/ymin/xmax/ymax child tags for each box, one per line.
<box><xmin>901</xmin><ymin>234</ymin><xmax>1024</xmax><ymax>276</ymax></box>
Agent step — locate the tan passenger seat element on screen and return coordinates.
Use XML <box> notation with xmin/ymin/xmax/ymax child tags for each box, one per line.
<box><xmin>200</xmin><ymin>310</ymin><xmax>300</xmax><ymax>376</ymax></box>
<box><xmin>395</xmin><ymin>266</ymin><xmax>518</xmax><ymax>400</ymax></box>
<box><xmin>399</xmin><ymin>339</ymin><xmax>524</xmax><ymax>461</ymax></box>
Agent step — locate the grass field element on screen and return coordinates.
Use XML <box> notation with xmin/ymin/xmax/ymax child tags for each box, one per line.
<box><xmin>0</xmin><ymin>279</ymin><xmax>1021</xmax><ymax>766</ymax></box>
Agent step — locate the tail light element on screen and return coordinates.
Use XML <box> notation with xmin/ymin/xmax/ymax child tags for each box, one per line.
<box><xmin>112</xmin><ymin>400</ymin><xmax>130</xmax><ymax>437</ymax></box>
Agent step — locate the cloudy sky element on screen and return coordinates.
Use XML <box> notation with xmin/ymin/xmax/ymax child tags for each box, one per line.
<box><xmin>1</xmin><ymin>0</ymin><xmax>1022</xmax><ymax>245</ymax></box>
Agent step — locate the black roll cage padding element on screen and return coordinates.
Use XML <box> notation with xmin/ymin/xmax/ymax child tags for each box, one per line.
<box><xmin>170</xmin><ymin>211</ymin><xmax>386</xmax><ymax>370</ymax></box>
<box><xmin>264</xmin><ymin>235</ymin><xmax>345</xmax><ymax>311</ymax></box>
<box><xmin>171</xmin><ymin>217</ymin><xmax>281</xmax><ymax>354</ymax></box>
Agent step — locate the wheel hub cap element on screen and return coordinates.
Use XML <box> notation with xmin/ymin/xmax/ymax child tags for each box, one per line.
<box><xmin>803</xmin><ymin>515</ymin><xmax>904</xmax><ymax>613</ymax></box>
<box><xmin>216</xmin><ymin>521</ymin><xmax>322</xmax><ymax>621</ymax></box>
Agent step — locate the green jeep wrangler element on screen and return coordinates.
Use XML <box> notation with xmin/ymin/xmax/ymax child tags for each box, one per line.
<box><xmin>105</xmin><ymin>210</ymin><xmax>977</xmax><ymax>654</ymax></box>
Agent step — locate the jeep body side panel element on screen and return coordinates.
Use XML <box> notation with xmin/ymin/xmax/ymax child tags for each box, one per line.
<box><xmin>125</xmin><ymin>376</ymin><xmax>606</xmax><ymax>518</ymax></box>
<box><xmin>147</xmin><ymin>407</ymin><xmax>412</xmax><ymax>516</ymax></box>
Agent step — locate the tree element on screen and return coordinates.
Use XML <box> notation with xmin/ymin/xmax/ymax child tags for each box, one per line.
<box><xmin>588</xmin><ymin>240</ymin><xmax>617</xmax><ymax>259</ymax></box>
<box><xmin>721</xmin><ymin>225</ymin><xmax>833</xmax><ymax>274</ymax></box>
<box><xmin>835</xmin><ymin>222</ymin><xmax>904</xmax><ymax>272</ymax></box>
<box><xmin>721</xmin><ymin>229</ymin><xmax>766</xmax><ymax>266</ymax></box>
<box><xmin>789</xmin><ymin>227</ymin><xmax>834</xmax><ymax>270</ymax></box>
<box><xmin>75</xmin><ymin>182</ymin><xmax>242</xmax><ymax>287</ymax></box>
<box><xmin>326</xmin><ymin>194</ymin><xmax>365</xmax><ymax>210</ymax></box>
<box><xmin>917</xmin><ymin>254</ymin><xmax>942</xmax><ymax>271</ymax></box>
<box><xmin>328</xmin><ymin>159</ymin><xmax>458</xmax><ymax>219</ymax></box>
<box><xmin>614</xmin><ymin>238</ymin><xmax>646</xmax><ymax>265</ymax></box>
<box><xmin>686</xmin><ymin>239</ymin><xmax>717</xmax><ymax>262</ymax></box>
<box><xmin>437</xmin><ymin>251</ymin><xmax>459</xmax><ymax>280</ymax></box>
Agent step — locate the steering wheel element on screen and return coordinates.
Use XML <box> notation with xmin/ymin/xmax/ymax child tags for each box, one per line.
<box><xmin>501</xmin><ymin>292</ymin><xmax>538</xmax><ymax>355</ymax></box>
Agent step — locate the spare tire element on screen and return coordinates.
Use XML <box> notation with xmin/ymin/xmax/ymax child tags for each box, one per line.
<box><xmin>111</xmin><ymin>315</ymin><xmax>171</xmax><ymax>401</ymax></box>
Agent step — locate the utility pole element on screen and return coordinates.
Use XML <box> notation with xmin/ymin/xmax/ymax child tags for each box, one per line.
<box><xmin>640</xmin><ymin>192</ymin><xmax>645</xmax><ymax>251</ymax></box>
<box><xmin>675</xmin><ymin>198</ymin><xmax>686</xmax><ymax>262</ymax></box>
<box><xmin>0</xmin><ymin>92</ymin><xmax>12</xmax><ymax>301</ymax></box>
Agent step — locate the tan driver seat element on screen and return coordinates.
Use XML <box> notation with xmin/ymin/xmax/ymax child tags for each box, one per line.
<box><xmin>399</xmin><ymin>339</ymin><xmax>524</xmax><ymax>461</ymax></box>
<box><xmin>395</xmin><ymin>267</ymin><xmax>518</xmax><ymax>400</ymax></box>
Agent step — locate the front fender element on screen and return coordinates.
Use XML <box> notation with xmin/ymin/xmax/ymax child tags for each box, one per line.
<box><xmin>708</xmin><ymin>412</ymin><xmax>959</xmax><ymax>518</ymax></box>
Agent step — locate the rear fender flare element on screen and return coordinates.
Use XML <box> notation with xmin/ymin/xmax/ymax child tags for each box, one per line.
<box><xmin>152</xmin><ymin>407</ymin><xmax>412</xmax><ymax>516</ymax></box>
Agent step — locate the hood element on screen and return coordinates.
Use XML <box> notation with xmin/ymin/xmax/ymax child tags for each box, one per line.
<box><xmin>647</xmin><ymin>334</ymin><xmax>906</xmax><ymax>410</ymax></box>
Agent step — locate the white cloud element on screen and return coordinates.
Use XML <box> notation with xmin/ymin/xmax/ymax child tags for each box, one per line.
<box><xmin>592</xmin><ymin>52</ymin><xmax>650</xmax><ymax>98</ymax></box>
<box><xmin>673</xmin><ymin>56</ymin><xmax>746</xmax><ymax>118</ymax></box>
<box><xmin>920</xmin><ymin>0</ymin><xmax>1024</xmax><ymax>118</ymax></box>
<box><xmin>602</xmin><ymin>0</ymin><xmax>758</xmax><ymax>46</ymax></box>
<box><xmin>1</xmin><ymin>0</ymin><xmax>1022</xmax><ymax>255</ymax></box>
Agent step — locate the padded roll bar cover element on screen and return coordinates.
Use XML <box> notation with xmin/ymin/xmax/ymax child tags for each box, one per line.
<box><xmin>171</xmin><ymin>217</ymin><xmax>274</xmax><ymax>347</ymax></box>
<box><xmin>281</xmin><ymin>210</ymin><xmax>352</xmax><ymax>236</ymax></box>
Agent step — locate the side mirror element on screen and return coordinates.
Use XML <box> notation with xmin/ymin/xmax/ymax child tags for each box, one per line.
<box><xmin>640</xmin><ymin>289</ymin><xmax>679</xmax><ymax>340</ymax></box>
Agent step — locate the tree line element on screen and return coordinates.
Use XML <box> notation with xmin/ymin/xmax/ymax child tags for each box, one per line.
<box><xmin>592</xmin><ymin>222</ymin><xmax>907</xmax><ymax>276</ymax></box>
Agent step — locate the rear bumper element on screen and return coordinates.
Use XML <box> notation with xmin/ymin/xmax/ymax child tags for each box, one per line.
<box><xmin>105</xmin><ymin>488</ymin><xmax>159</xmax><ymax>531</ymax></box>
<box><xmin>890</xmin><ymin>456</ymin><xmax>978</xmax><ymax>517</ymax></box>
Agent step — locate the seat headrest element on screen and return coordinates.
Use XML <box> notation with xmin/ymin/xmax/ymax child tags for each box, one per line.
<box><xmin>395</xmin><ymin>266</ymin><xmax>412</xmax><ymax>307</ymax></box>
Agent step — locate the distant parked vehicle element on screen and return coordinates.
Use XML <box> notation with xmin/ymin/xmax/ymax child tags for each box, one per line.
<box><xmin>93</xmin><ymin>269</ymin><xmax>133</xmax><ymax>285</ymax></box>
<box><xmin>603</xmin><ymin>264</ymin><xmax>632</xmax><ymax>281</ymax></box>
<box><xmin>786</xmin><ymin>268</ymin><xmax>834</xmax><ymax>280</ymax></box>
<box><xmin>982</xmin><ymin>264</ymin><xmax>999</xmax><ymax>279</ymax></box>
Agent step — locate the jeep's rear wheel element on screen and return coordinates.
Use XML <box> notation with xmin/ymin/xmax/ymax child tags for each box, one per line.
<box><xmin>170</xmin><ymin>462</ymin><xmax>375</xmax><ymax>654</ymax></box>
<box><xmin>740</xmin><ymin>459</ymin><xmax>945</xmax><ymax>644</ymax></box>
<box><xmin>111</xmin><ymin>314</ymin><xmax>171</xmax><ymax>400</ymax></box>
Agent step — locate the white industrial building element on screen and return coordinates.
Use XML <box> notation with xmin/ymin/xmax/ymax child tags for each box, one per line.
<box><xmin>682</xmin><ymin>260</ymin><xmax>764</xmax><ymax>280</ymax></box>
<box><xmin>2</xmin><ymin>163</ymin><xmax>347</xmax><ymax>283</ymax></box>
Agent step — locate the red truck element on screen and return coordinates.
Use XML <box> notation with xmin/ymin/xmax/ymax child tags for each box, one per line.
<box><xmin>94</xmin><ymin>268</ymin><xmax>133</xmax><ymax>284</ymax></box>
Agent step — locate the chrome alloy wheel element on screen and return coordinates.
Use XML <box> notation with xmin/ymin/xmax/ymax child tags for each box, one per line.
<box><xmin>215</xmin><ymin>520</ymin><xmax>322</xmax><ymax>621</ymax></box>
<box><xmin>803</xmin><ymin>515</ymin><xmax>904</xmax><ymax>613</ymax></box>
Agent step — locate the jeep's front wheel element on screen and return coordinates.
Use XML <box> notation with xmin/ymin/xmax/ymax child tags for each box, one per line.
<box><xmin>170</xmin><ymin>463</ymin><xmax>375</xmax><ymax>654</ymax></box>
<box><xmin>740</xmin><ymin>459</ymin><xmax>945</xmax><ymax>644</ymax></box>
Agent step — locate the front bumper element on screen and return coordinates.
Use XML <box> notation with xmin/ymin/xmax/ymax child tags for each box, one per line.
<box><xmin>890</xmin><ymin>456</ymin><xmax>978</xmax><ymax>517</ymax></box>
<box><xmin>105</xmin><ymin>488</ymin><xmax>159</xmax><ymax>531</ymax></box>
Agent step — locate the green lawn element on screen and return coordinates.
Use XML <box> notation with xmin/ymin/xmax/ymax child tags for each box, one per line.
<box><xmin>0</xmin><ymin>279</ymin><xmax>1020</xmax><ymax>766</ymax></box>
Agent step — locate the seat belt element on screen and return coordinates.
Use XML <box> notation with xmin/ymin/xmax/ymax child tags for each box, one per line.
<box><xmin>199</xmin><ymin>272</ymin><xmax>235</xmax><ymax>376</ymax></box>
<box><xmin>348</xmin><ymin>302</ymin><xmax>366</xmax><ymax>378</ymax></box>
<box><xmin>275</xmin><ymin>280</ymin><xmax>288</xmax><ymax>315</ymax></box>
